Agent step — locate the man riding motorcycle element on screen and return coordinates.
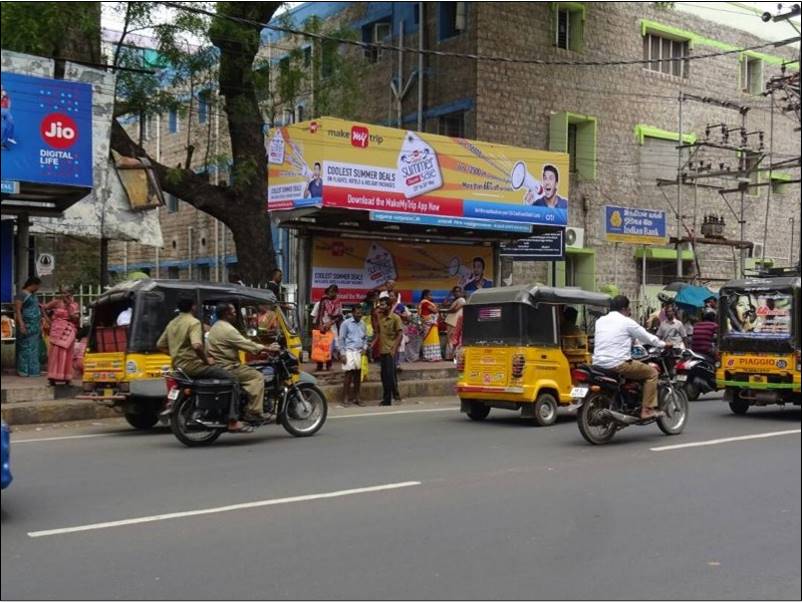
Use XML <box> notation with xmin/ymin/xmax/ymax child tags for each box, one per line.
<box><xmin>593</xmin><ymin>295</ymin><xmax>670</xmax><ymax>420</ymax></box>
<box><xmin>157</xmin><ymin>297</ymin><xmax>251</xmax><ymax>433</ymax></box>
<box><xmin>206</xmin><ymin>302</ymin><xmax>270</xmax><ymax>426</ymax></box>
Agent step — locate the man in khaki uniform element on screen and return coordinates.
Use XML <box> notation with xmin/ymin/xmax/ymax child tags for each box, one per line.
<box><xmin>157</xmin><ymin>297</ymin><xmax>249</xmax><ymax>431</ymax></box>
<box><xmin>207</xmin><ymin>302</ymin><xmax>268</xmax><ymax>423</ymax></box>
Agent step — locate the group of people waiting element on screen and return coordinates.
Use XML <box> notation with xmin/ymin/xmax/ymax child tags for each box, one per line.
<box><xmin>644</xmin><ymin>297</ymin><xmax>718</xmax><ymax>358</ymax></box>
<box><xmin>13</xmin><ymin>277</ymin><xmax>86</xmax><ymax>385</ymax></box>
<box><xmin>308</xmin><ymin>281</ymin><xmax>469</xmax><ymax>408</ymax></box>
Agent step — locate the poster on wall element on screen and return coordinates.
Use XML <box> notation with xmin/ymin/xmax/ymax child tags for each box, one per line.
<box><xmin>311</xmin><ymin>236</ymin><xmax>494</xmax><ymax>303</ymax></box>
<box><xmin>1</xmin><ymin>72</ymin><xmax>93</xmax><ymax>188</ymax></box>
<box><xmin>723</xmin><ymin>290</ymin><xmax>793</xmax><ymax>338</ymax></box>
<box><xmin>266</xmin><ymin>117</ymin><xmax>570</xmax><ymax>227</ymax></box>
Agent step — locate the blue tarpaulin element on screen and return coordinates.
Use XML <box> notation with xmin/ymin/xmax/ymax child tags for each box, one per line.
<box><xmin>674</xmin><ymin>285</ymin><xmax>716</xmax><ymax>310</ymax></box>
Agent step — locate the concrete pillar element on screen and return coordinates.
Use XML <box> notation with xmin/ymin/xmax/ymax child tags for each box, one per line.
<box><xmin>15</xmin><ymin>213</ymin><xmax>30</xmax><ymax>289</ymax></box>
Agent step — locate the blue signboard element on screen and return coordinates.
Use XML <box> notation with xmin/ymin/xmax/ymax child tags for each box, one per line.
<box><xmin>370</xmin><ymin>211</ymin><xmax>532</xmax><ymax>234</ymax></box>
<box><xmin>499</xmin><ymin>229</ymin><xmax>565</xmax><ymax>261</ymax></box>
<box><xmin>1</xmin><ymin>72</ymin><xmax>93</xmax><ymax>188</ymax></box>
<box><xmin>604</xmin><ymin>205</ymin><xmax>667</xmax><ymax>244</ymax></box>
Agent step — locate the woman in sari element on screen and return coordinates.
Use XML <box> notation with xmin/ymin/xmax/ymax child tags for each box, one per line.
<box><xmin>256</xmin><ymin>303</ymin><xmax>280</xmax><ymax>339</ymax></box>
<box><xmin>14</xmin><ymin>277</ymin><xmax>43</xmax><ymax>377</ymax></box>
<box><xmin>44</xmin><ymin>288</ymin><xmax>80</xmax><ymax>385</ymax></box>
<box><xmin>314</xmin><ymin>285</ymin><xmax>343</xmax><ymax>371</ymax></box>
<box><xmin>418</xmin><ymin>289</ymin><xmax>442</xmax><ymax>361</ymax></box>
<box><xmin>442</xmin><ymin>286</ymin><xmax>466</xmax><ymax>360</ymax></box>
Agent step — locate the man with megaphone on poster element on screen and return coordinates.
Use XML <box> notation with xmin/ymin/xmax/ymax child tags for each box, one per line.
<box><xmin>511</xmin><ymin>161</ymin><xmax>568</xmax><ymax>209</ymax></box>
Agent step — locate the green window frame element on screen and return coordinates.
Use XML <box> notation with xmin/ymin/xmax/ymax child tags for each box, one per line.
<box><xmin>550</xmin><ymin>111</ymin><xmax>597</xmax><ymax>181</ymax></box>
<box><xmin>739</xmin><ymin>52</ymin><xmax>764</xmax><ymax>96</ymax></box>
<box><xmin>550</xmin><ymin>2</ymin><xmax>585</xmax><ymax>52</ymax></box>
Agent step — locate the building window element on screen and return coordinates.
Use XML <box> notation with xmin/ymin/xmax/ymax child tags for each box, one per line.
<box><xmin>283</xmin><ymin>109</ymin><xmax>294</xmax><ymax>125</ymax></box>
<box><xmin>740</xmin><ymin>55</ymin><xmax>763</xmax><ymax>95</ymax></box>
<box><xmin>438</xmin><ymin>2</ymin><xmax>466</xmax><ymax>41</ymax></box>
<box><xmin>165</xmin><ymin>193</ymin><xmax>179</xmax><ymax>213</ymax></box>
<box><xmin>303</xmin><ymin>46</ymin><xmax>312</xmax><ymax>68</ymax></box>
<box><xmin>197</xmin><ymin>264</ymin><xmax>210</xmax><ymax>281</ymax></box>
<box><xmin>549</xmin><ymin>112</ymin><xmax>597</xmax><ymax>180</ymax></box>
<box><xmin>321</xmin><ymin>39</ymin><xmax>337</xmax><ymax>78</ymax></box>
<box><xmin>643</xmin><ymin>33</ymin><xmax>689</xmax><ymax>78</ymax></box>
<box><xmin>296</xmin><ymin>105</ymin><xmax>304</xmax><ymax>122</ymax></box>
<box><xmin>362</xmin><ymin>19</ymin><xmax>391</xmax><ymax>63</ymax></box>
<box><xmin>168</xmin><ymin>109</ymin><xmax>179</xmax><ymax>134</ymax></box>
<box><xmin>198</xmin><ymin>91</ymin><xmax>209</xmax><ymax>124</ymax></box>
<box><xmin>167</xmin><ymin>266</ymin><xmax>180</xmax><ymax>279</ymax></box>
<box><xmin>438</xmin><ymin>111</ymin><xmax>465</xmax><ymax>138</ymax></box>
<box><xmin>554</xmin><ymin>4</ymin><xmax>584</xmax><ymax>52</ymax></box>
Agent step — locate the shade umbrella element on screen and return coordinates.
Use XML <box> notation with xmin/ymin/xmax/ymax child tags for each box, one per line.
<box><xmin>674</xmin><ymin>285</ymin><xmax>716</xmax><ymax>311</ymax></box>
<box><xmin>663</xmin><ymin>281</ymin><xmax>690</xmax><ymax>292</ymax></box>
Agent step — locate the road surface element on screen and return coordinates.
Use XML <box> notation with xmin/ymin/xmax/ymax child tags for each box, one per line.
<box><xmin>2</xmin><ymin>395</ymin><xmax>800</xmax><ymax>600</ymax></box>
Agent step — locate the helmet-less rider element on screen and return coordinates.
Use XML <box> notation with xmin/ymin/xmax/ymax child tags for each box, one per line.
<box><xmin>592</xmin><ymin>295</ymin><xmax>671</xmax><ymax>420</ymax></box>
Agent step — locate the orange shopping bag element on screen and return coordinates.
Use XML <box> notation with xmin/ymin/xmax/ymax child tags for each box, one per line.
<box><xmin>311</xmin><ymin>329</ymin><xmax>334</xmax><ymax>364</ymax></box>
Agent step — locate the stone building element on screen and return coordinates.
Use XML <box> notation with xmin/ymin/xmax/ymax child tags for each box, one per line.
<box><xmin>109</xmin><ymin>2</ymin><xmax>800</xmax><ymax>312</ymax></box>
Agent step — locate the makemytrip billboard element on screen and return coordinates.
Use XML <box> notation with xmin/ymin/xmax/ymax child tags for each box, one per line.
<box><xmin>266</xmin><ymin>117</ymin><xmax>570</xmax><ymax>228</ymax></box>
<box><xmin>1</xmin><ymin>72</ymin><xmax>93</xmax><ymax>188</ymax></box>
<box><xmin>311</xmin><ymin>236</ymin><xmax>494</xmax><ymax>303</ymax></box>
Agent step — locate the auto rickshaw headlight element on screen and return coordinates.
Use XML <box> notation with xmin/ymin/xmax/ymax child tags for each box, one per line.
<box><xmin>125</xmin><ymin>360</ymin><xmax>139</xmax><ymax>374</ymax></box>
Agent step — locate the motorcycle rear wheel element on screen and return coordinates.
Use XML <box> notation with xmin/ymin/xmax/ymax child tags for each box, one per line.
<box><xmin>280</xmin><ymin>383</ymin><xmax>328</xmax><ymax>437</ymax></box>
<box><xmin>577</xmin><ymin>393</ymin><xmax>617</xmax><ymax>445</ymax></box>
<box><xmin>170</xmin><ymin>395</ymin><xmax>224</xmax><ymax>447</ymax></box>
<box><xmin>657</xmin><ymin>386</ymin><xmax>688</xmax><ymax>436</ymax></box>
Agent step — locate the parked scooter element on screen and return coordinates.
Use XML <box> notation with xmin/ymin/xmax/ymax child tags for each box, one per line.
<box><xmin>675</xmin><ymin>349</ymin><xmax>717</xmax><ymax>401</ymax></box>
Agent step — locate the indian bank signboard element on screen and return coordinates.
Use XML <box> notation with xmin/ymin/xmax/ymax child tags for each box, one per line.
<box><xmin>1</xmin><ymin>72</ymin><xmax>93</xmax><ymax>188</ymax></box>
<box><xmin>265</xmin><ymin>117</ymin><xmax>570</xmax><ymax>230</ymax></box>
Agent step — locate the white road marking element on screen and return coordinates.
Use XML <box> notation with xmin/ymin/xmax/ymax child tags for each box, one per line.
<box><xmin>14</xmin><ymin>433</ymin><xmax>117</xmax><ymax>444</ymax></box>
<box><xmin>651</xmin><ymin>429</ymin><xmax>801</xmax><ymax>452</ymax></box>
<box><xmin>28</xmin><ymin>481</ymin><xmax>422</xmax><ymax>538</ymax></box>
<box><xmin>330</xmin><ymin>407</ymin><xmax>459</xmax><ymax>419</ymax></box>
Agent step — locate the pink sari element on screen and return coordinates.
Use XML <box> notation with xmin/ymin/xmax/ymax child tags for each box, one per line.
<box><xmin>46</xmin><ymin>301</ymin><xmax>79</xmax><ymax>383</ymax></box>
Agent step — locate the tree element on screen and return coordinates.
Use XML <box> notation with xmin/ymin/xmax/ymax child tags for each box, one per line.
<box><xmin>2</xmin><ymin>1</ymin><xmax>363</xmax><ymax>283</ymax></box>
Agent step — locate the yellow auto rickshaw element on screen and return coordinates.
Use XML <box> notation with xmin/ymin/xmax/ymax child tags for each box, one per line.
<box><xmin>79</xmin><ymin>279</ymin><xmax>303</xmax><ymax>429</ymax></box>
<box><xmin>456</xmin><ymin>285</ymin><xmax>610</xmax><ymax>426</ymax></box>
<box><xmin>717</xmin><ymin>268</ymin><xmax>801</xmax><ymax>414</ymax></box>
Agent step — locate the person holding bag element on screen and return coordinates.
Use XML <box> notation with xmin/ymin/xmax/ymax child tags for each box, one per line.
<box><xmin>44</xmin><ymin>288</ymin><xmax>80</xmax><ymax>385</ymax></box>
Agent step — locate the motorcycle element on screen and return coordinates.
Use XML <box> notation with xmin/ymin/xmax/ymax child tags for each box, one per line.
<box><xmin>675</xmin><ymin>349</ymin><xmax>716</xmax><ymax>401</ymax></box>
<box><xmin>165</xmin><ymin>349</ymin><xmax>328</xmax><ymax>447</ymax></box>
<box><xmin>572</xmin><ymin>346</ymin><xmax>689</xmax><ymax>445</ymax></box>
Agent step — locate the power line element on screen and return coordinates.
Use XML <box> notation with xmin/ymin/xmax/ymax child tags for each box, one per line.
<box><xmin>159</xmin><ymin>1</ymin><xmax>799</xmax><ymax>69</ymax></box>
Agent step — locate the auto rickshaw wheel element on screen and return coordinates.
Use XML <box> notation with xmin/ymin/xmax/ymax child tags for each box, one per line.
<box><xmin>729</xmin><ymin>399</ymin><xmax>750</xmax><ymax>415</ymax></box>
<box><xmin>466</xmin><ymin>402</ymin><xmax>491</xmax><ymax>421</ymax></box>
<box><xmin>124</xmin><ymin>410</ymin><xmax>159</xmax><ymax>430</ymax></box>
<box><xmin>532</xmin><ymin>393</ymin><xmax>558</xmax><ymax>426</ymax></box>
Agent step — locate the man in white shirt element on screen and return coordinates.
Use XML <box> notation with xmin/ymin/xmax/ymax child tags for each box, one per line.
<box><xmin>593</xmin><ymin>295</ymin><xmax>668</xmax><ymax>420</ymax></box>
<box><xmin>116</xmin><ymin>307</ymin><xmax>132</xmax><ymax>327</ymax></box>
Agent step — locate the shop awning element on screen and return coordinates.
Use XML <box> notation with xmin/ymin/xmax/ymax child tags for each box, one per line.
<box><xmin>634</xmin><ymin>247</ymin><xmax>695</xmax><ymax>261</ymax></box>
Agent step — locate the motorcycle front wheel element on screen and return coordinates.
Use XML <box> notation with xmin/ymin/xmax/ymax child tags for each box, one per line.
<box><xmin>170</xmin><ymin>395</ymin><xmax>224</xmax><ymax>447</ymax></box>
<box><xmin>577</xmin><ymin>392</ymin><xmax>617</xmax><ymax>445</ymax></box>
<box><xmin>280</xmin><ymin>382</ymin><xmax>328</xmax><ymax>437</ymax></box>
<box><xmin>657</xmin><ymin>386</ymin><xmax>688</xmax><ymax>436</ymax></box>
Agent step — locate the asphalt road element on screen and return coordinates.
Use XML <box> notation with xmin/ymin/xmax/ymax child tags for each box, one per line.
<box><xmin>1</xmin><ymin>395</ymin><xmax>800</xmax><ymax>600</ymax></box>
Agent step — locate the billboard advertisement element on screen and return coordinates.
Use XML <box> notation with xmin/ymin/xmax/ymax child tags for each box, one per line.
<box><xmin>499</xmin><ymin>229</ymin><xmax>565</xmax><ymax>261</ymax></box>
<box><xmin>1</xmin><ymin>72</ymin><xmax>93</xmax><ymax>188</ymax></box>
<box><xmin>604</xmin><ymin>205</ymin><xmax>668</xmax><ymax>245</ymax></box>
<box><xmin>311</xmin><ymin>236</ymin><xmax>494</xmax><ymax>303</ymax></box>
<box><xmin>266</xmin><ymin>117</ymin><xmax>570</xmax><ymax>228</ymax></box>
<box><xmin>723</xmin><ymin>291</ymin><xmax>793</xmax><ymax>339</ymax></box>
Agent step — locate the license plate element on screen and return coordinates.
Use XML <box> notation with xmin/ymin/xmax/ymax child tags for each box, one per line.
<box><xmin>103</xmin><ymin>388</ymin><xmax>114</xmax><ymax>398</ymax></box>
<box><xmin>750</xmin><ymin>375</ymin><xmax>767</xmax><ymax>384</ymax></box>
<box><xmin>167</xmin><ymin>388</ymin><xmax>180</xmax><ymax>401</ymax></box>
<box><xmin>570</xmin><ymin>386</ymin><xmax>589</xmax><ymax>399</ymax></box>
<box><xmin>676</xmin><ymin>374</ymin><xmax>687</xmax><ymax>382</ymax></box>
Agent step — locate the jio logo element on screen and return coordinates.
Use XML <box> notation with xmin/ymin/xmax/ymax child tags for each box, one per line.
<box><xmin>40</xmin><ymin>113</ymin><xmax>78</xmax><ymax>149</ymax></box>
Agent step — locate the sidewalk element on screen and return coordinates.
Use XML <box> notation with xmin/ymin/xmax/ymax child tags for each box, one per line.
<box><xmin>1</xmin><ymin>361</ymin><xmax>458</xmax><ymax>426</ymax></box>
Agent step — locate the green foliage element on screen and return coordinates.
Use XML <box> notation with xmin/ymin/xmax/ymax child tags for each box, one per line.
<box><xmin>0</xmin><ymin>2</ymin><xmax>100</xmax><ymax>58</ymax></box>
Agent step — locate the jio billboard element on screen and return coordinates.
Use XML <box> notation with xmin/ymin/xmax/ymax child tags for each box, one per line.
<box><xmin>1</xmin><ymin>72</ymin><xmax>93</xmax><ymax>188</ymax></box>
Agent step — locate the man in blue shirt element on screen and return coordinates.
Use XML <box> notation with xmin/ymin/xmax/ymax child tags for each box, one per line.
<box><xmin>305</xmin><ymin>162</ymin><xmax>323</xmax><ymax>199</ymax></box>
<box><xmin>339</xmin><ymin>305</ymin><xmax>368</xmax><ymax>406</ymax></box>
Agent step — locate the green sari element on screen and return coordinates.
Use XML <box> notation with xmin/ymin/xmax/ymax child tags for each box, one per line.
<box><xmin>16</xmin><ymin>290</ymin><xmax>42</xmax><ymax>377</ymax></box>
